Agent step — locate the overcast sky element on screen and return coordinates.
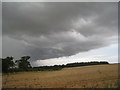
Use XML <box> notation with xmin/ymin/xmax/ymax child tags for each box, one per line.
<box><xmin>2</xmin><ymin>2</ymin><xmax>118</xmax><ymax>66</ymax></box>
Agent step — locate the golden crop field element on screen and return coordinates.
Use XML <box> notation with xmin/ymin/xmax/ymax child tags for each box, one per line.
<box><xmin>2</xmin><ymin>64</ymin><xmax>119</xmax><ymax>88</ymax></box>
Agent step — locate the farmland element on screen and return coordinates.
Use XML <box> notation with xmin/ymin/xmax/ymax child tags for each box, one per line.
<box><xmin>2</xmin><ymin>64</ymin><xmax>119</xmax><ymax>88</ymax></box>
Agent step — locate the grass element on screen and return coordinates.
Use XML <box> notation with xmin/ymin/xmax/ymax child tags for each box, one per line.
<box><xmin>2</xmin><ymin>64</ymin><xmax>119</xmax><ymax>88</ymax></box>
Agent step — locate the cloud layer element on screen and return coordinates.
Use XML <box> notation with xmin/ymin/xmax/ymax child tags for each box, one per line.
<box><xmin>2</xmin><ymin>2</ymin><xmax>118</xmax><ymax>61</ymax></box>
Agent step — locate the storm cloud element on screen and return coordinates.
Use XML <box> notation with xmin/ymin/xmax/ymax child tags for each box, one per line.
<box><xmin>2</xmin><ymin>2</ymin><xmax>118</xmax><ymax>61</ymax></box>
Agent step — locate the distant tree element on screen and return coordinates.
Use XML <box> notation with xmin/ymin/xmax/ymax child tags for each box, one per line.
<box><xmin>2</xmin><ymin>56</ymin><xmax>15</xmax><ymax>73</ymax></box>
<box><xmin>15</xmin><ymin>56</ymin><xmax>32</xmax><ymax>71</ymax></box>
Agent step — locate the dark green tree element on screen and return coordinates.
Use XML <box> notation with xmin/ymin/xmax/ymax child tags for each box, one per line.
<box><xmin>2</xmin><ymin>56</ymin><xmax>15</xmax><ymax>73</ymax></box>
<box><xmin>15</xmin><ymin>56</ymin><xmax>32</xmax><ymax>71</ymax></box>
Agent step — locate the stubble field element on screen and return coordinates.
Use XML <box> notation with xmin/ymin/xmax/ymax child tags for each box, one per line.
<box><xmin>2</xmin><ymin>64</ymin><xmax>119</xmax><ymax>88</ymax></box>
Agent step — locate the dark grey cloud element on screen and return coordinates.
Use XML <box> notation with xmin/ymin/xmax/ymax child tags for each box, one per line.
<box><xmin>2</xmin><ymin>2</ymin><xmax>118</xmax><ymax>61</ymax></box>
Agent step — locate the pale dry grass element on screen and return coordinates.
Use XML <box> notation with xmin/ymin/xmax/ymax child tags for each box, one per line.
<box><xmin>2</xmin><ymin>64</ymin><xmax>118</xmax><ymax>88</ymax></box>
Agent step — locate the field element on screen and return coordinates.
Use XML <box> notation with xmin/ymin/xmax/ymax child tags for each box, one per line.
<box><xmin>2</xmin><ymin>64</ymin><xmax>119</xmax><ymax>88</ymax></box>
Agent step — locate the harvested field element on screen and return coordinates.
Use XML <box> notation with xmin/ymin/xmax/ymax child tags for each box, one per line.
<box><xmin>2</xmin><ymin>64</ymin><xmax>119</xmax><ymax>88</ymax></box>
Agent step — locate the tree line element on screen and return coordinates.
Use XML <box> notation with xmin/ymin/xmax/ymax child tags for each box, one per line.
<box><xmin>1</xmin><ymin>56</ymin><xmax>31</xmax><ymax>73</ymax></box>
<box><xmin>1</xmin><ymin>56</ymin><xmax>109</xmax><ymax>73</ymax></box>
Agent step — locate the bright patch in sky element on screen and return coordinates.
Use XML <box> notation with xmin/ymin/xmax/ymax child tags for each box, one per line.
<box><xmin>33</xmin><ymin>44</ymin><xmax>118</xmax><ymax>66</ymax></box>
